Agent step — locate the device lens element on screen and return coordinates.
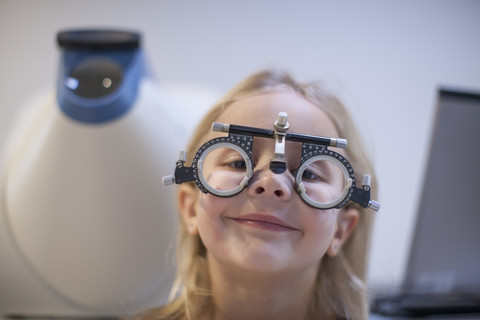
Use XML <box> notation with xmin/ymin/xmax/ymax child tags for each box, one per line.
<box><xmin>67</xmin><ymin>58</ymin><xmax>123</xmax><ymax>98</ymax></box>
<box><xmin>199</xmin><ymin>144</ymin><xmax>250</xmax><ymax>195</ymax></box>
<box><xmin>297</xmin><ymin>156</ymin><xmax>348</xmax><ymax>208</ymax></box>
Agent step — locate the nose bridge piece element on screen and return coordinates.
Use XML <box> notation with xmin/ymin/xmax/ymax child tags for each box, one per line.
<box><xmin>270</xmin><ymin>112</ymin><xmax>289</xmax><ymax>174</ymax></box>
<box><xmin>269</xmin><ymin>161</ymin><xmax>287</xmax><ymax>174</ymax></box>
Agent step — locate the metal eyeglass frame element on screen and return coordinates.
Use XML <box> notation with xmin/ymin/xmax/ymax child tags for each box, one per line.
<box><xmin>163</xmin><ymin>112</ymin><xmax>380</xmax><ymax>211</ymax></box>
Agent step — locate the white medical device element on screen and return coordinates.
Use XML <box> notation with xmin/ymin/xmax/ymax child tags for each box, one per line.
<box><xmin>0</xmin><ymin>29</ymin><xmax>204</xmax><ymax>318</ymax></box>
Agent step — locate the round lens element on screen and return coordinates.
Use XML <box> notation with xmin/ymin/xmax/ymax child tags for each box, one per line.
<box><xmin>197</xmin><ymin>143</ymin><xmax>252</xmax><ymax>197</ymax></box>
<box><xmin>296</xmin><ymin>155</ymin><xmax>351</xmax><ymax>209</ymax></box>
<box><xmin>67</xmin><ymin>58</ymin><xmax>123</xmax><ymax>98</ymax></box>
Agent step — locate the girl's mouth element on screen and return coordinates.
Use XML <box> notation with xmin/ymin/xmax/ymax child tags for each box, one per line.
<box><xmin>229</xmin><ymin>213</ymin><xmax>300</xmax><ymax>232</ymax></box>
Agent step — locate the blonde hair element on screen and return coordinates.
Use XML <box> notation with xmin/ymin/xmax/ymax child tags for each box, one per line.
<box><xmin>136</xmin><ymin>69</ymin><xmax>377</xmax><ymax>320</ymax></box>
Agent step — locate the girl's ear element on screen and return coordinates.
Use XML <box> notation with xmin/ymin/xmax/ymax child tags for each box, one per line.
<box><xmin>178</xmin><ymin>184</ymin><xmax>199</xmax><ymax>235</ymax></box>
<box><xmin>327</xmin><ymin>207</ymin><xmax>359</xmax><ymax>257</ymax></box>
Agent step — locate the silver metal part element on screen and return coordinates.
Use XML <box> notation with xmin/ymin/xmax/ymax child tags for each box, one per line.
<box><xmin>274</xmin><ymin>135</ymin><xmax>286</xmax><ymax>158</ymax></box>
<box><xmin>212</xmin><ymin>122</ymin><xmax>229</xmax><ymax>133</ymax></box>
<box><xmin>271</xmin><ymin>112</ymin><xmax>289</xmax><ymax>172</ymax></box>
<box><xmin>362</xmin><ymin>174</ymin><xmax>371</xmax><ymax>187</ymax></box>
<box><xmin>178</xmin><ymin>150</ymin><xmax>187</xmax><ymax>162</ymax></box>
<box><xmin>335</xmin><ymin>138</ymin><xmax>347</xmax><ymax>149</ymax></box>
<box><xmin>274</xmin><ymin>112</ymin><xmax>289</xmax><ymax>132</ymax></box>
<box><xmin>162</xmin><ymin>175</ymin><xmax>175</xmax><ymax>186</ymax></box>
<box><xmin>368</xmin><ymin>200</ymin><xmax>381</xmax><ymax>212</ymax></box>
<box><xmin>330</xmin><ymin>138</ymin><xmax>347</xmax><ymax>149</ymax></box>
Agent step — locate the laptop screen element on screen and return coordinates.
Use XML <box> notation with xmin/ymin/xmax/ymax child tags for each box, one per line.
<box><xmin>402</xmin><ymin>88</ymin><xmax>480</xmax><ymax>296</ymax></box>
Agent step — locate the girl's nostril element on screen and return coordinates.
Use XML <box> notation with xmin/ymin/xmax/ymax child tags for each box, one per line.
<box><xmin>274</xmin><ymin>190</ymin><xmax>284</xmax><ymax>197</ymax></box>
<box><xmin>255</xmin><ymin>186</ymin><xmax>265</xmax><ymax>194</ymax></box>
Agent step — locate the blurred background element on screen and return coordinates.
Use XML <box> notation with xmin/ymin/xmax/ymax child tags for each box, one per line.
<box><xmin>0</xmin><ymin>0</ymin><xmax>479</xmax><ymax>316</ymax></box>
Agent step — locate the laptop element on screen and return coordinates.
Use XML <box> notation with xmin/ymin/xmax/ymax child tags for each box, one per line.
<box><xmin>372</xmin><ymin>88</ymin><xmax>480</xmax><ymax>316</ymax></box>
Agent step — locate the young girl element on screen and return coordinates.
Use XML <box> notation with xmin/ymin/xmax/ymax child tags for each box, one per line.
<box><xmin>137</xmin><ymin>69</ymin><xmax>379</xmax><ymax>320</ymax></box>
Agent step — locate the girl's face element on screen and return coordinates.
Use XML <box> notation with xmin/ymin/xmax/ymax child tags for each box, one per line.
<box><xmin>179</xmin><ymin>90</ymin><xmax>358</xmax><ymax>278</ymax></box>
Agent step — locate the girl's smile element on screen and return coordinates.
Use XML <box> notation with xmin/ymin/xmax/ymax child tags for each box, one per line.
<box><xmin>226</xmin><ymin>212</ymin><xmax>302</xmax><ymax>232</ymax></box>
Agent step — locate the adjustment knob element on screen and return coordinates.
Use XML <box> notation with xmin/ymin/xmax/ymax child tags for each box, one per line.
<box><xmin>335</xmin><ymin>138</ymin><xmax>347</xmax><ymax>149</ymax></box>
<box><xmin>274</xmin><ymin>112</ymin><xmax>289</xmax><ymax>131</ymax></box>
<box><xmin>368</xmin><ymin>200</ymin><xmax>380</xmax><ymax>212</ymax></box>
<box><xmin>162</xmin><ymin>175</ymin><xmax>175</xmax><ymax>186</ymax></box>
<box><xmin>362</xmin><ymin>175</ymin><xmax>371</xmax><ymax>187</ymax></box>
<box><xmin>178</xmin><ymin>150</ymin><xmax>187</xmax><ymax>162</ymax></box>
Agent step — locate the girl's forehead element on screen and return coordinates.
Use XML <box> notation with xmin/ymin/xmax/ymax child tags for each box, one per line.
<box><xmin>215</xmin><ymin>91</ymin><xmax>339</xmax><ymax>138</ymax></box>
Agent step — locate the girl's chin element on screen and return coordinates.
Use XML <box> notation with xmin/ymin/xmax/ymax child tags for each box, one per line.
<box><xmin>218</xmin><ymin>249</ymin><xmax>299</xmax><ymax>275</ymax></box>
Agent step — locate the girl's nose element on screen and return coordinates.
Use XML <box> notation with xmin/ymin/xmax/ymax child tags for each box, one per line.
<box><xmin>247</xmin><ymin>167</ymin><xmax>293</xmax><ymax>201</ymax></box>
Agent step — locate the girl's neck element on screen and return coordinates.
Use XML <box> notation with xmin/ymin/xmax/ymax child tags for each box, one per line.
<box><xmin>206</xmin><ymin>254</ymin><xmax>318</xmax><ymax>320</ymax></box>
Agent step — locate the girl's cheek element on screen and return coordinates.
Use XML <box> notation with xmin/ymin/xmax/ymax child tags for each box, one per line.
<box><xmin>197</xmin><ymin>193</ymin><xmax>233</xmax><ymax>219</ymax></box>
<box><xmin>196</xmin><ymin>194</ymin><xmax>235</xmax><ymax>248</ymax></box>
<box><xmin>306</xmin><ymin>210</ymin><xmax>338</xmax><ymax>234</ymax></box>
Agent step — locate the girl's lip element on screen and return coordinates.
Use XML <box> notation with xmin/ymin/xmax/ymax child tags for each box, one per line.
<box><xmin>228</xmin><ymin>213</ymin><xmax>300</xmax><ymax>231</ymax></box>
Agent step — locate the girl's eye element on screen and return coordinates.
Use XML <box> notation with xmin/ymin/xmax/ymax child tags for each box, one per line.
<box><xmin>301</xmin><ymin>168</ymin><xmax>328</xmax><ymax>183</ymax></box>
<box><xmin>302</xmin><ymin>170</ymin><xmax>320</xmax><ymax>181</ymax></box>
<box><xmin>228</xmin><ymin>160</ymin><xmax>246</xmax><ymax>170</ymax></box>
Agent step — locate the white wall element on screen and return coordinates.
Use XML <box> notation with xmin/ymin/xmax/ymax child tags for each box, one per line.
<box><xmin>1</xmin><ymin>0</ymin><xmax>479</xmax><ymax>293</ymax></box>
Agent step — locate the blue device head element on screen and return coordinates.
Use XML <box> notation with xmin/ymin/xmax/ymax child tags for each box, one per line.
<box><xmin>56</xmin><ymin>29</ymin><xmax>144</xmax><ymax>124</ymax></box>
